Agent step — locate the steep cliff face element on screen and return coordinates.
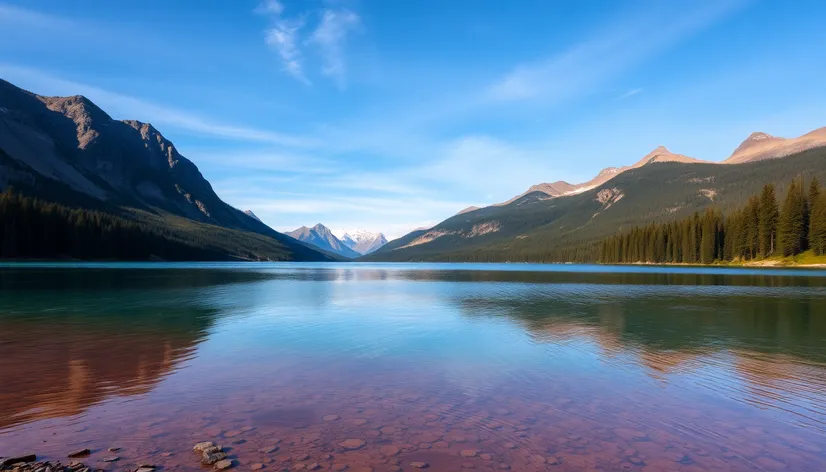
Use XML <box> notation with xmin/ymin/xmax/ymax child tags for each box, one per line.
<box><xmin>0</xmin><ymin>78</ymin><xmax>266</xmax><ymax>231</ymax></box>
<box><xmin>0</xmin><ymin>78</ymin><xmax>333</xmax><ymax>261</ymax></box>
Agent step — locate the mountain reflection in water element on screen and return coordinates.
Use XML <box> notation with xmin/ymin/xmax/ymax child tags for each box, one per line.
<box><xmin>1</xmin><ymin>263</ymin><xmax>825</xmax><ymax>472</ymax></box>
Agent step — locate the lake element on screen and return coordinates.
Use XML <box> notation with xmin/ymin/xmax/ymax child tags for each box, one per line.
<box><xmin>1</xmin><ymin>263</ymin><xmax>825</xmax><ymax>472</ymax></box>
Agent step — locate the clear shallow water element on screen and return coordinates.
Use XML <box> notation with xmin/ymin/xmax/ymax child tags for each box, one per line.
<box><xmin>1</xmin><ymin>263</ymin><xmax>826</xmax><ymax>472</ymax></box>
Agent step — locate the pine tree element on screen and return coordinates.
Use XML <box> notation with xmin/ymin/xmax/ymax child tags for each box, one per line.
<box><xmin>779</xmin><ymin>178</ymin><xmax>807</xmax><ymax>256</ymax></box>
<box><xmin>758</xmin><ymin>184</ymin><xmax>779</xmax><ymax>257</ymax></box>
<box><xmin>810</xmin><ymin>193</ymin><xmax>826</xmax><ymax>256</ymax></box>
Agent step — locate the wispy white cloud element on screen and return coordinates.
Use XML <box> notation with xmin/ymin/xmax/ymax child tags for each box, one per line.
<box><xmin>265</xmin><ymin>19</ymin><xmax>309</xmax><ymax>83</ymax></box>
<box><xmin>0</xmin><ymin>64</ymin><xmax>314</xmax><ymax>147</ymax></box>
<box><xmin>310</xmin><ymin>9</ymin><xmax>361</xmax><ymax>87</ymax></box>
<box><xmin>486</xmin><ymin>0</ymin><xmax>747</xmax><ymax>104</ymax></box>
<box><xmin>617</xmin><ymin>88</ymin><xmax>643</xmax><ymax>99</ymax></box>
<box><xmin>257</xmin><ymin>1</ymin><xmax>310</xmax><ymax>84</ymax></box>
<box><xmin>256</xmin><ymin>2</ymin><xmax>360</xmax><ymax>87</ymax></box>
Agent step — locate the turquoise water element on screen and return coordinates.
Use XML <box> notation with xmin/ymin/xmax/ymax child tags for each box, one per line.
<box><xmin>1</xmin><ymin>263</ymin><xmax>825</xmax><ymax>471</ymax></box>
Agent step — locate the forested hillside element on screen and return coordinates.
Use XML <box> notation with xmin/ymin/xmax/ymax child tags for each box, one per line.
<box><xmin>599</xmin><ymin>178</ymin><xmax>826</xmax><ymax>264</ymax></box>
<box><xmin>0</xmin><ymin>188</ymin><xmax>334</xmax><ymax>261</ymax></box>
<box><xmin>366</xmin><ymin>147</ymin><xmax>826</xmax><ymax>263</ymax></box>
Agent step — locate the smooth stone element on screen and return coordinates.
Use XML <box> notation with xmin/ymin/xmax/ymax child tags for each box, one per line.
<box><xmin>225</xmin><ymin>431</ymin><xmax>243</xmax><ymax>438</ymax></box>
<box><xmin>460</xmin><ymin>462</ymin><xmax>475</xmax><ymax>469</ymax></box>
<box><xmin>497</xmin><ymin>464</ymin><xmax>510</xmax><ymax>470</ymax></box>
<box><xmin>323</xmin><ymin>415</ymin><xmax>341</xmax><ymax>422</ymax></box>
<box><xmin>331</xmin><ymin>465</ymin><xmax>348</xmax><ymax>471</ymax></box>
<box><xmin>251</xmin><ymin>464</ymin><xmax>265</xmax><ymax>471</ymax></box>
<box><xmin>503</xmin><ymin>443</ymin><xmax>517</xmax><ymax>449</ymax></box>
<box><xmin>409</xmin><ymin>462</ymin><xmax>429</xmax><ymax>469</ymax></box>
<box><xmin>339</xmin><ymin>439</ymin><xmax>366</xmax><ymax>450</ymax></box>
<box><xmin>479</xmin><ymin>454</ymin><xmax>492</xmax><ymax>461</ymax></box>
<box><xmin>68</xmin><ymin>450</ymin><xmax>91</xmax><ymax>458</ymax></box>
<box><xmin>460</xmin><ymin>450</ymin><xmax>477</xmax><ymax>458</ymax></box>
<box><xmin>351</xmin><ymin>419</ymin><xmax>369</xmax><ymax>426</ymax></box>
<box><xmin>259</xmin><ymin>446</ymin><xmax>279</xmax><ymax>454</ymax></box>
<box><xmin>194</xmin><ymin>442</ymin><xmax>216</xmax><ymax>452</ymax></box>
<box><xmin>102</xmin><ymin>457</ymin><xmax>119</xmax><ymax>462</ymax></box>
<box><xmin>136</xmin><ymin>468</ymin><xmax>156</xmax><ymax>472</ymax></box>
<box><xmin>215</xmin><ymin>459</ymin><xmax>234</xmax><ymax>470</ymax></box>
<box><xmin>379</xmin><ymin>446</ymin><xmax>400</xmax><ymax>457</ymax></box>
<box><xmin>306</xmin><ymin>464</ymin><xmax>321</xmax><ymax>471</ymax></box>
<box><xmin>293</xmin><ymin>454</ymin><xmax>310</xmax><ymax>461</ymax></box>
<box><xmin>108</xmin><ymin>448</ymin><xmax>121</xmax><ymax>453</ymax></box>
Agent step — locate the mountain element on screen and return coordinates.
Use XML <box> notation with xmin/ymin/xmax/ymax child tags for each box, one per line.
<box><xmin>244</xmin><ymin>210</ymin><xmax>262</xmax><ymax>222</ymax></box>
<box><xmin>335</xmin><ymin>229</ymin><xmax>388</xmax><ymax>255</ymax></box>
<box><xmin>501</xmin><ymin>146</ymin><xmax>705</xmax><ymax>205</ymax></box>
<box><xmin>287</xmin><ymin>224</ymin><xmax>361</xmax><ymax>258</ymax></box>
<box><xmin>724</xmin><ymin>128</ymin><xmax>826</xmax><ymax>164</ymax></box>
<box><xmin>365</xmin><ymin>138</ymin><xmax>826</xmax><ymax>263</ymax></box>
<box><xmin>456</xmin><ymin>206</ymin><xmax>481</xmax><ymax>215</ymax></box>
<box><xmin>0</xmin><ymin>78</ymin><xmax>334</xmax><ymax>261</ymax></box>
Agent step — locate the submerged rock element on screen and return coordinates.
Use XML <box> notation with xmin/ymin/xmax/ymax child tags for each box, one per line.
<box><xmin>214</xmin><ymin>459</ymin><xmax>234</xmax><ymax>470</ymax></box>
<box><xmin>194</xmin><ymin>442</ymin><xmax>216</xmax><ymax>453</ymax></box>
<box><xmin>338</xmin><ymin>439</ymin><xmax>366</xmax><ymax>450</ymax></box>
<box><xmin>68</xmin><ymin>450</ymin><xmax>90</xmax><ymax>458</ymax></box>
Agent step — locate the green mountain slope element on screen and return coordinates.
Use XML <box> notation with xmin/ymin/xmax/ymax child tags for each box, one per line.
<box><xmin>365</xmin><ymin>148</ymin><xmax>826</xmax><ymax>262</ymax></box>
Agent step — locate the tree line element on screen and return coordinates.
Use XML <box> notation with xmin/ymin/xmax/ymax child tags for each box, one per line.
<box><xmin>599</xmin><ymin>177</ymin><xmax>826</xmax><ymax>264</ymax></box>
<box><xmin>0</xmin><ymin>187</ymin><xmax>229</xmax><ymax>260</ymax></box>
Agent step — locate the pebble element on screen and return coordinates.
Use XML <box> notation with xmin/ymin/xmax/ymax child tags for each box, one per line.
<box><xmin>338</xmin><ymin>439</ymin><xmax>366</xmax><ymax>450</ymax></box>
<box><xmin>250</xmin><ymin>464</ymin><xmax>265</xmax><ymax>471</ymax></box>
<box><xmin>409</xmin><ymin>462</ymin><xmax>429</xmax><ymax>469</ymax></box>
<box><xmin>479</xmin><ymin>453</ymin><xmax>492</xmax><ymax>461</ymax></box>
<box><xmin>68</xmin><ymin>450</ymin><xmax>91</xmax><ymax>459</ymax></box>
<box><xmin>107</xmin><ymin>448</ymin><xmax>120</xmax><ymax>453</ymax></box>
<box><xmin>259</xmin><ymin>446</ymin><xmax>279</xmax><ymax>454</ymax></box>
<box><xmin>323</xmin><ymin>415</ymin><xmax>341</xmax><ymax>422</ymax></box>
<box><xmin>215</xmin><ymin>459</ymin><xmax>234</xmax><ymax>470</ymax></box>
<box><xmin>306</xmin><ymin>464</ymin><xmax>321</xmax><ymax>471</ymax></box>
<box><xmin>194</xmin><ymin>442</ymin><xmax>216</xmax><ymax>453</ymax></box>
<box><xmin>460</xmin><ymin>450</ymin><xmax>477</xmax><ymax>458</ymax></box>
<box><xmin>101</xmin><ymin>457</ymin><xmax>119</xmax><ymax>463</ymax></box>
<box><xmin>379</xmin><ymin>446</ymin><xmax>400</xmax><ymax>457</ymax></box>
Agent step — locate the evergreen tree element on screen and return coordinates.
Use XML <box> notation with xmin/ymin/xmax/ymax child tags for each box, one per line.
<box><xmin>810</xmin><ymin>193</ymin><xmax>826</xmax><ymax>256</ymax></box>
<box><xmin>779</xmin><ymin>178</ymin><xmax>808</xmax><ymax>256</ymax></box>
<box><xmin>758</xmin><ymin>184</ymin><xmax>779</xmax><ymax>257</ymax></box>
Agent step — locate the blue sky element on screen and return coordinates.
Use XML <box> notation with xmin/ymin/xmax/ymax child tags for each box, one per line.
<box><xmin>1</xmin><ymin>0</ymin><xmax>825</xmax><ymax>238</ymax></box>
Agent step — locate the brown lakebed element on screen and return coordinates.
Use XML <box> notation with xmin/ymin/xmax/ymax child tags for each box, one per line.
<box><xmin>2</xmin><ymin>263</ymin><xmax>826</xmax><ymax>471</ymax></box>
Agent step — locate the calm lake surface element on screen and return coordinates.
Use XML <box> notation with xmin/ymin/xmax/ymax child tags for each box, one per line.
<box><xmin>2</xmin><ymin>263</ymin><xmax>826</xmax><ymax>472</ymax></box>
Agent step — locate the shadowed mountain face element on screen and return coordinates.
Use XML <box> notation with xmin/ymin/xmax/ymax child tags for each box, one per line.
<box><xmin>0</xmin><ymin>78</ymin><xmax>332</xmax><ymax>261</ymax></box>
<box><xmin>287</xmin><ymin>224</ymin><xmax>361</xmax><ymax>258</ymax></box>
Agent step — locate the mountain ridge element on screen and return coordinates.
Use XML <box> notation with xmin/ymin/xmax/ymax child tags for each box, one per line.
<box><xmin>287</xmin><ymin>223</ymin><xmax>361</xmax><ymax>258</ymax></box>
<box><xmin>334</xmin><ymin>229</ymin><xmax>388</xmax><ymax>255</ymax></box>
<box><xmin>0</xmin><ymin>78</ymin><xmax>334</xmax><ymax>261</ymax></box>
<box><xmin>366</xmin><ymin>131</ymin><xmax>826</xmax><ymax>263</ymax></box>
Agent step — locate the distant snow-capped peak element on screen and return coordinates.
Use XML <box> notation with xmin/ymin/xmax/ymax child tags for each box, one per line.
<box><xmin>334</xmin><ymin>228</ymin><xmax>383</xmax><ymax>243</ymax></box>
